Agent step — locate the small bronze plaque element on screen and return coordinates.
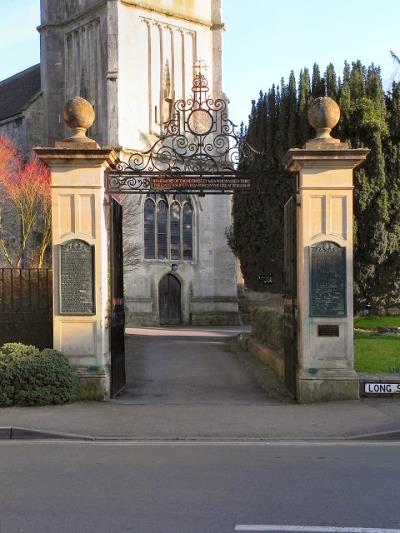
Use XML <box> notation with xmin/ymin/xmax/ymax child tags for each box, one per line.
<box><xmin>59</xmin><ymin>239</ymin><xmax>95</xmax><ymax>315</ymax></box>
<box><xmin>310</xmin><ymin>241</ymin><xmax>346</xmax><ymax>317</ymax></box>
<box><xmin>318</xmin><ymin>325</ymin><xmax>339</xmax><ymax>337</ymax></box>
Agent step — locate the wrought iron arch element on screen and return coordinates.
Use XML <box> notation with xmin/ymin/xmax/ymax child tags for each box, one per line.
<box><xmin>107</xmin><ymin>71</ymin><xmax>257</xmax><ymax>195</ymax></box>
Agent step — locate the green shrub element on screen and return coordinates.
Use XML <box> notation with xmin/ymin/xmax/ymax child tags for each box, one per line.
<box><xmin>0</xmin><ymin>343</ymin><xmax>38</xmax><ymax>359</ymax></box>
<box><xmin>0</xmin><ymin>344</ymin><xmax>78</xmax><ymax>407</ymax></box>
<box><xmin>250</xmin><ymin>306</ymin><xmax>284</xmax><ymax>351</ymax></box>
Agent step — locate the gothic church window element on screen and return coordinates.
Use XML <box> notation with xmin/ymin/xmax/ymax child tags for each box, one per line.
<box><xmin>183</xmin><ymin>203</ymin><xmax>193</xmax><ymax>260</ymax></box>
<box><xmin>144</xmin><ymin>195</ymin><xmax>193</xmax><ymax>260</ymax></box>
<box><xmin>157</xmin><ymin>200</ymin><xmax>168</xmax><ymax>259</ymax></box>
<box><xmin>144</xmin><ymin>199</ymin><xmax>155</xmax><ymax>258</ymax></box>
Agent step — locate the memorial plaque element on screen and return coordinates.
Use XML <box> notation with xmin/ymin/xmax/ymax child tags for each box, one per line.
<box><xmin>318</xmin><ymin>325</ymin><xmax>340</xmax><ymax>337</ymax></box>
<box><xmin>310</xmin><ymin>241</ymin><xmax>346</xmax><ymax>317</ymax></box>
<box><xmin>59</xmin><ymin>240</ymin><xmax>95</xmax><ymax>315</ymax></box>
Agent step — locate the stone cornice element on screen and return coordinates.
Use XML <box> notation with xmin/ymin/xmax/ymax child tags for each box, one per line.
<box><xmin>34</xmin><ymin>147</ymin><xmax>118</xmax><ymax>168</ymax></box>
<box><xmin>37</xmin><ymin>0</ymin><xmax>223</xmax><ymax>31</ymax></box>
<box><xmin>120</xmin><ymin>0</ymin><xmax>214</xmax><ymax>28</ymax></box>
<box><xmin>283</xmin><ymin>148</ymin><xmax>370</xmax><ymax>172</ymax></box>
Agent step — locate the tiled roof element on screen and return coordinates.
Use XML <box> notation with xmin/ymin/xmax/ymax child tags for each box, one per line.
<box><xmin>0</xmin><ymin>64</ymin><xmax>41</xmax><ymax>122</ymax></box>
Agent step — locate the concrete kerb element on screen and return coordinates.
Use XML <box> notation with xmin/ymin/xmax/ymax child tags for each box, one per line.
<box><xmin>0</xmin><ymin>427</ymin><xmax>95</xmax><ymax>441</ymax></box>
<box><xmin>1</xmin><ymin>427</ymin><xmax>400</xmax><ymax>442</ymax></box>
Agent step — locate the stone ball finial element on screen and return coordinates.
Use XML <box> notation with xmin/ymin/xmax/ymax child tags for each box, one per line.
<box><xmin>63</xmin><ymin>97</ymin><xmax>95</xmax><ymax>140</ymax></box>
<box><xmin>308</xmin><ymin>96</ymin><xmax>340</xmax><ymax>141</ymax></box>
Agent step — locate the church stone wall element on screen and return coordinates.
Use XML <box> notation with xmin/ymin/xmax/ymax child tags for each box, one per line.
<box><xmin>0</xmin><ymin>95</ymin><xmax>43</xmax><ymax>156</ymax></box>
<box><xmin>26</xmin><ymin>95</ymin><xmax>45</xmax><ymax>152</ymax></box>
<box><xmin>40</xmin><ymin>0</ymin><xmax>105</xmax><ymax>23</ymax></box>
<box><xmin>124</xmin><ymin>192</ymin><xmax>239</xmax><ymax>327</ymax></box>
<box><xmin>0</xmin><ymin>118</ymin><xmax>27</xmax><ymax>155</ymax></box>
<box><xmin>190</xmin><ymin>195</ymin><xmax>239</xmax><ymax>325</ymax></box>
<box><xmin>39</xmin><ymin>0</ymin><xmax>111</xmax><ymax>147</ymax></box>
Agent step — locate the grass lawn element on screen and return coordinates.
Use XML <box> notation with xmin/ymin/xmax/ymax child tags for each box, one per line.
<box><xmin>355</xmin><ymin>333</ymin><xmax>400</xmax><ymax>373</ymax></box>
<box><xmin>354</xmin><ymin>315</ymin><xmax>400</xmax><ymax>330</ymax></box>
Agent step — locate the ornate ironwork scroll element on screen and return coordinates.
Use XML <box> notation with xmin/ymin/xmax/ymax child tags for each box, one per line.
<box><xmin>107</xmin><ymin>72</ymin><xmax>256</xmax><ymax>194</ymax></box>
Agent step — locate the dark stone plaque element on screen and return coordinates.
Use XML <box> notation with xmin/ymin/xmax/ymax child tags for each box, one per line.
<box><xmin>310</xmin><ymin>241</ymin><xmax>346</xmax><ymax>317</ymax></box>
<box><xmin>59</xmin><ymin>239</ymin><xmax>95</xmax><ymax>315</ymax></box>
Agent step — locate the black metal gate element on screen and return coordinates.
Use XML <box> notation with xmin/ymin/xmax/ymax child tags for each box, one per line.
<box><xmin>110</xmin><ymin>197</ymin><xmax>126</xmax><ymax>398</ymax></box>
<box><xmin>283</xmin><ymin>194</ymin><xmax>298</xmax><ymax>397</ymax></box>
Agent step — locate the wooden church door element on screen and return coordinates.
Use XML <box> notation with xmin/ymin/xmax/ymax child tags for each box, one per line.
<box><xmin>159</xmin><ymin>274</ymin><xmax>182</xmax><ymax>325</ymax></box>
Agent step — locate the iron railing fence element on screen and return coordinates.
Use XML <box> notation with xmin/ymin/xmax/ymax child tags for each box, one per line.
<box><xmin>0</xmin><ymin>268</ymin><xmax>53</xmax><ymax>349</ymax></box>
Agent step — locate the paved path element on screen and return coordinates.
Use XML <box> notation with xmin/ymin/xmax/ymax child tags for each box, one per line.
<box><xmin>122</xmin><ymin>326</ymin><xmax>284</xmax><ymax>405</ymax></box>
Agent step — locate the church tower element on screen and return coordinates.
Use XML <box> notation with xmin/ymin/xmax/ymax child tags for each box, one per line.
<box><xmin>39</xmin><ymin>0</ymin><xmax>239</xmax><ymax>326</ymax></box>
<box><xmin>39</xmin><ymin>0</ymin><xmax>223</xmax><ymax>149</ymax></box>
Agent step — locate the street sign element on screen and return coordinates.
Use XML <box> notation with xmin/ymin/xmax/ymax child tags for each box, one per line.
<box><xmin>364</xmin><ymin>383</ymin><xmax>400</xmax><ymax>394</ymax></box>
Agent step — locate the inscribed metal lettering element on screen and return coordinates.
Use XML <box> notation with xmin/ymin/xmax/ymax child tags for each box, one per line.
<box><xmin>310</xmin><ymin>241</ymin><xmax>346</xmax><ymax>317</ymax></box>
<box><xmin>59</xmin><ymin>240</ymin><xmax>95</xmax><ymax>315</ymax></box>
<box><xmin>150</xmin><ymin>176</ymin><xmax>250</xmax><ymax>191</ymax></box>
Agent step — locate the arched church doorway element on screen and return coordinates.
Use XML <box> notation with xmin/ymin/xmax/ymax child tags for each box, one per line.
<box><xmin>159</xmin><ymin>274</ymin><xmax>182</xmax><ymax>325</ymax></box>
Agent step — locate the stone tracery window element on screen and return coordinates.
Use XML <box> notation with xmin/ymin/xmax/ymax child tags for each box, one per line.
<box><xmin>144</xmin><ymin>194</ymin><xmax>193</xmax><ymax>260</ymax></box>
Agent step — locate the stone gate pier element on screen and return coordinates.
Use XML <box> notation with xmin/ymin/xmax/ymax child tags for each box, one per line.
<box><xmin>284</xmin><ymin>97</ymin><xmax>369</xmax><ymax>402</ymax></box>
<box><xmin>36</xmin><ymin>98</ymin><xmax>117</xmax><ymax>400</ymax></box>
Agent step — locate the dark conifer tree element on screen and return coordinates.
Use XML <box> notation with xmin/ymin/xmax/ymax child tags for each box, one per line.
<box><xmin>287</xmin><ymin>71</ymin><xmax>297</xmax><ymax>149</ymax></box>
<box><xmin>325</xmin><ymin>63</ymin><xmax>338</xmax><ymax>99</ymax></box>
<box><xmin>297</xmin><ymin>68</ymin><xmax>312</xmax><ymax>146</ymax></box>
<box><xmin>229</xmin><ymin>61</ymin><xmax>400</xmax><ymax>310</ymax></box>
<box><xmin>311</xmin><ymin>63</ymin><xmax>325</xmax><ymax>97</ymax></box>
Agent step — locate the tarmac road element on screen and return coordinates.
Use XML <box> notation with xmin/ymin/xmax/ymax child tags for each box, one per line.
<box><xmin>0</xmin><ymin>440</ymin><xmax>399</xmax><ymax>533</ymax></box>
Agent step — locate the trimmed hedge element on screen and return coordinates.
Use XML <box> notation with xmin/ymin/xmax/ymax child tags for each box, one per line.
<box><xmin>250</xmin><ymin>306</ymin><xmax>284</xmax><ymax>352</ymax></box>
<box><xmin>0</xmin><ymin>343</ymin><xmax>78</xmax><ymax>407</ymax></box>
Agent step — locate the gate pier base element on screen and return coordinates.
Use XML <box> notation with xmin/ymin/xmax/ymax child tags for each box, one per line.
<box><xmin>284</xmin><ymin>97</ymin><xmax>369</xmax><ymax>403</ymax></box>
<box><xmin>296</xmin><ymin>369</ymin><xmax>360</xmax><ymax>404</ymax></box>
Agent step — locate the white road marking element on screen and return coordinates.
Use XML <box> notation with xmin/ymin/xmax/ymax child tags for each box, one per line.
<box><xmin>235</xmin><ymin>526</ymin><xmax>400</xmax><ymax>532</ymax></box>
<box><xmin>1</xmin><ymin>440</ymin><xmax>400</xmax><ymax>447</ymax></box>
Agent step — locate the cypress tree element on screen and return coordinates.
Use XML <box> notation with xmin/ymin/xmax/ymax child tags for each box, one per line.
<box><xmin>311</xmin><ymin>63</ymin><xmax>325</xmax><ymax>97</ymax></box>
<box><xmin>325</xmin><ymin>63</ymin><xmax>338</xmax><ymax>100</ymax></box>
<box><xmin>297</xmin><ymin>68</ymin><xmax>312</xmax><ymax>146</ymax></box>
<box><xmin>287</xmin><ymin>71</ymin><xmax>298</xmax><ymax>149</ymax></box>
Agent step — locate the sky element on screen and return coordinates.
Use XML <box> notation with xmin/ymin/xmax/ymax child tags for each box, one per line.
<box><xmin>1</xmin><ymin>0</ymin><xmax>400</xmax><ymax>126</ymax></box>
